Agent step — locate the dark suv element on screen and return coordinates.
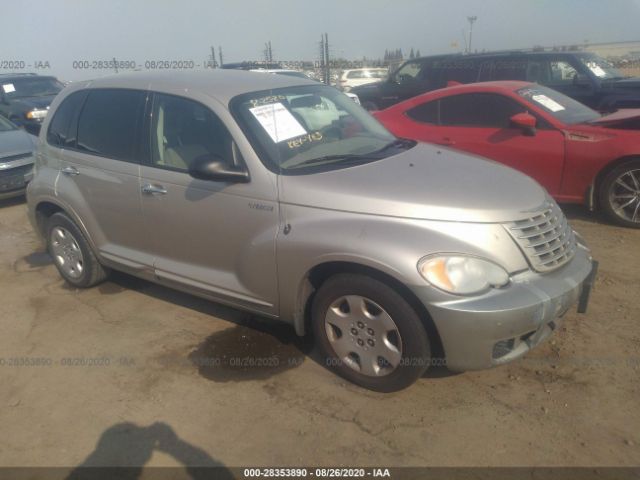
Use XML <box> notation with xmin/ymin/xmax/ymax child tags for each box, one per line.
<box><xmin>353</xmin><ymin>51</ymin><xmax>640</xmax><ymax>111</ymax></box>
<box><xmin>0</xmin><ymin>73</ymin><xmax>64</xmax><ymax>134</ymax></box>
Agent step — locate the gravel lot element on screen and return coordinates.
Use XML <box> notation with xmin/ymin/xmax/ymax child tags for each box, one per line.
<box><xmin>0</xmin><ymin>196</ymin><xmax>638</xmax><ymax>469</ymax></box>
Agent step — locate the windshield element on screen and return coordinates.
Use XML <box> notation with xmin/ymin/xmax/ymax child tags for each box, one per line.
<box><xmin>1</xmin><ymin>77</ymin><xmax>63</xmax><ymax>99</ymax></box>
<box><xmin>517</xmin><ymin>85</ymin><xmax>601</xmax><ymax>125</ymax></box>
<box><xmin>0</xmin><ymin>115</ymin><xmax>18</xmax><ymax>132</ymax></box>
<box><xmin>579</xmin><ymin>54</ymin><xmax>625</xmax><ymax>80</ymax></box>
<box><xmin>231</xmin><ymin>84</ymin><xmax>402</xmax><ymax>173</ymax></box>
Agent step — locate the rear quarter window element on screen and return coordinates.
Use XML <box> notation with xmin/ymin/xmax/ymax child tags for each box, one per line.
<box><xmin>46</xmin><ymin>91</ymin><xmax>86</xmax><ymax>147</ymax></box>
<box><xmin>76</xmin><ymin>89</ymin><xmax>146</xmax><ymax>162</ymax></box>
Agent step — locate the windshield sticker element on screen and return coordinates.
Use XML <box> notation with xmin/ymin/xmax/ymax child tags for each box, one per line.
<box><xmin>2</xmin><ymin>84</ymin><xmax>15</xmax><ymax>93</ymax></box>
<box><xmin>585</xmin><ymin>63</ymin><xmax>607</xmax><ymax>78</ymax></box>
<box><xmin>249</xmin><ymin>102</ymin><xmax>307</xmax><ymax>143</ymax></box>
<box><xmin>287</xmin><ymin>131</ymin><xmax>323</xmax><ymax>149</ymax></box>
<box><xmin>531</xmin><ymin>94</ymin><xmax>565</xmax><ymax>112</ymax></box>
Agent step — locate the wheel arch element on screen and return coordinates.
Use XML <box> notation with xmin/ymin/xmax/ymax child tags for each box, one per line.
<box><xmin>591</xmin><ymin>154</ymin><xmax>640</xmax><ymax>209</ymax></box>
<box><xmin>33</xmin><ymin>199</ymin><xmax>99</xmax><ymax>253</ymax></box>
<box><xmin>296</xmin><ymin>260</ymin><xmax>444</xmax><ymax>359</ymax></box>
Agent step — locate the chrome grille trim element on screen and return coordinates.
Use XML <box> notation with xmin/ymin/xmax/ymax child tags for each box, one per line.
<box><xmin>504</xmin><ymin>202</ymin><xmax>577</xmax><ymax>273</ymax></box>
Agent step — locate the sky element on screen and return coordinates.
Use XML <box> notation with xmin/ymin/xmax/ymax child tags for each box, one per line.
<box><xmin>2</xmin><ymin>0</ymin><xmax>640</xmax><ymax>80</ymax></box>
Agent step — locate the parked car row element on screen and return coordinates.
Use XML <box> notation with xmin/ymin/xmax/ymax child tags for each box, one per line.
<box><xmin>374</xmin><ymin>81</ymin><xmax>640</xmax><ymax>227</ymax></box>
<box><xmin>24</xmin><ymin>70</ymin><xmax>596</xmax><ymax>392</ymax></box>
<box><xmin>352</xmin><ymin>50</ymin><xmax>640</xmax><ymax>112</ymax></box>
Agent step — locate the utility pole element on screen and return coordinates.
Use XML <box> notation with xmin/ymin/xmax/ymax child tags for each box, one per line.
<box><xmin>467</xmin><ymin>16</ymin><xmax>477</xmax><ymax>53</ymax></box>
<box><xmin>319</xmin><ymin>35</ymin><xmax>325</xmax><ymax>82</ymax></box>
<box><xmin>209</xmin><ymin>46</ymin><xmax>217</xmax><ymax>68</ymax></box>
<box><xmin>264</xmin><ymin>41</ymin><xmax>273</xmax><ymax>64</ymax></box>
<box><xmin>218</xmin><ymin>46</ymin><xmax>224</xmax><ymax>68</ymax></box>
<box><xmin>112</xmin><ymin>57</ymin><xmax>119</xmax><ymax>74</ymax></box>
<box><xmin>324</xmin><ymin>33</ymin><xmax>330</xmax><ymax>85</ymax></box>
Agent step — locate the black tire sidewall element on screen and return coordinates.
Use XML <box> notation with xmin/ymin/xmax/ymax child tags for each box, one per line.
<box><xmin>312</xmin><ymin>274</ymin><xmax>431</xmax><ymax>392</ymax></box>
<box><xmin>599</xmin><ymin>159</ymin><xmax>640</xmax><ymax>229</ymax></box>
<box><xmin>46</xmin><ymin>213</ymin><xmax>99</xmax><ymax>287</ymax></box>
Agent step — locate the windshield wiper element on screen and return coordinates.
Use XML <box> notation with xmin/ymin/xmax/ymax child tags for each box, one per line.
<box><xmin>289</xmin><ymin>153</ymin><xmax>376</xmax><ymax>169</ymax></box>
<box><xmin>289</xmin><ymin>138</ymin><xmax>415</xmax><ymax>169</ymax></box>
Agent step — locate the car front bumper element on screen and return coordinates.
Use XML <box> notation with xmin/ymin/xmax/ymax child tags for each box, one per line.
<box><xmin>0</xmin><ymin>155</ymin><xmax>34</xmax><ymax>200</ymax></box>
<box><xmin>414</xmin><ymin>246</ymin><xmax>595</xmax><ymax>371</ymax></box>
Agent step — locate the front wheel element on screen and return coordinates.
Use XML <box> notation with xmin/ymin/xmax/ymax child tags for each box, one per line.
<box><xmin>312</xmin><ymin>274</ymin><xmax>431</xmax><ymax>392</ymax></box>
<box><xmin>599</xmin><ymin>159</ymin><xmax>640</xmax><ymax>228</ymax></box>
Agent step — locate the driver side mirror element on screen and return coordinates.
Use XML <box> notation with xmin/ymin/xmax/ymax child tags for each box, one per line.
<box><xmin>188</xmin><ymin>154</ymin><xmax>249</xmax><ymax>183</ymax></box>
<box><xmin>510</xmin><ymin>112</ymin><xmax>537</xmax><ymax>136</ymax></box>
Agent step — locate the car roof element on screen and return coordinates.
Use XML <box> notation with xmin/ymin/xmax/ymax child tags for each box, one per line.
<box><xmin>344</xmin><ymin>68</ymin><xmax>387</xmax><ymax>71</ymax></box>
<box><xmin>66</xmin><ymin>69</ymin><xmax>317</xmax><ymax>104</ymax></box>
<box><xmin>401</xmin><ymin>81</ymin><xmax>533</xmax><ymax>105</ymax></box>
<box><xmin>0</xmin><ymin>73</ymin><xmax>57</xmax><ymax>80</ymax></box>
<box><xmin>439</xmin><ymin>80</ymin><xmax>533</xmax><ymax>93</ymax></box>
<box><xmin>413</xmin><ymin>50</ymin><xmax>594</xmax><ymax>63</ymax></box>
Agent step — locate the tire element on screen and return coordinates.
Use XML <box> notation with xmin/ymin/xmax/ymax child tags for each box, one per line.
<box><xmin>599</xmin><ymin>159</ymin><xmax>640</xmax><ymax>228</ymax></box>
<box><xmin>362</xmin><ymin>100</ymin><xmax>379</xmax><ymax>112</ymax></box>
<box><xmin>46</xmin><ymin>212</ymin><xmax>109</xmax><ymax>287</ymax></box>
<box><xmin>312</xmin><ymin>273</ymin><xmax>431</xmax><ymax>392</ymax></box>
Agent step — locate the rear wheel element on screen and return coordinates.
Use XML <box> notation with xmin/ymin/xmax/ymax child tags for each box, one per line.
<box><xmin>599</xmin><ymin>159</ymin><xmax>640</xmax><ymax>228</ymax></box>
<box><xmin>312</xmin><ymin>274</ymin><xmax>431</xmax><ymax>392</ymax></box>
<box><xmin>46</xmin><ymin>212</ymin><xmax>109</xmax><ymax>287</ymax></box>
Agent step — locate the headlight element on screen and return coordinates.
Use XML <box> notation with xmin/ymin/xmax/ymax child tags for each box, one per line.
<box><xmin>25</xmin><ymin>109</ymin><xmax>48</xmax><ymax>120</ymax></box>
<box><xmin>417</xmin><ymin>255</ymin><xmax>509</xmax><ymax>295</ymax></box>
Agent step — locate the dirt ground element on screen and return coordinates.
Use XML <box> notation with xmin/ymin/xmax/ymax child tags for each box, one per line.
<box><xmin>0</xmin><ymin>196</ymin><xmax>638</xmax><ymax>470</ymax></box>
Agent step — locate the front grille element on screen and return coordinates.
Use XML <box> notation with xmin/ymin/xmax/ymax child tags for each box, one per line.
<box><xmin>505</xmin><ymin>202</ymin><xmax>577</xmax><ymax>273</ymax></box>
<box><xmin>0</xmin><ymin>152</ymin><xmax>32</xmax><ymax>167</ymax></box>
<box><xmin>0</xmin><ymin>163</ymin><xmax>32</xmax><ymax>179</ymax></box>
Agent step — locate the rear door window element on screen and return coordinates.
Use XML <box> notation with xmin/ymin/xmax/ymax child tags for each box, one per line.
<box><xmin>439</xmin><ymin>93</ymin><xmax>526</xmax><ymax>128</ymax></box>
<box><xmin>429</xmin><ymin>58</ymin><xmax>479</xmax><ymax>88</ymax></box>
<box><xmin>76</xmin><ymin>89</ymin><xmax>147</xmax><ymax>162</ymax></box>
<box><xmin>492</xmin><ymin>57</ymin><xmax>528</xmax><ymax>80</ymax></box>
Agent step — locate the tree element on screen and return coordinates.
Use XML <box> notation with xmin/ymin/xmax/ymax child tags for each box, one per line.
<box><xmin>416</xmin><ymin>49</ymin><xmax>421</xmax><ymax>58</ymax></box>
<box><xmin>409</xmin><ymin>48</ymin><xmax>415</xmax><ymax>59</ymax></box>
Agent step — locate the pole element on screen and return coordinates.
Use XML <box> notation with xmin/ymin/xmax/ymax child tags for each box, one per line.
<box><xmin>467</xmin><ymin>16</ymin><xmax>477</xmax><ymax>53</ymax></box>
<box><xmin>324</xmin><ymin>33</ymin><xmax>330</xmax><ymax>85</ymax></box>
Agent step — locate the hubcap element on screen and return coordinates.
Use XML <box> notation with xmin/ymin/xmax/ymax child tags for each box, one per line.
<box><xmin>324</xmin><ymin>295</ymin><xmax>402</xmax><ymax>377</ymax></box>
<box><xmin>610</xmin><ymin>168</ymin><xmax>640</xmax><ymax>224</ymax></box>
<box><xmin>50</xmin><ymin>226</ymin><xmax>84</xmax><ymax>279</ymax></box>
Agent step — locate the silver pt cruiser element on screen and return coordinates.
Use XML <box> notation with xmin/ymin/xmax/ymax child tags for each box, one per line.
<box><xmin>26</xmin><ymin>71</ymin><xmax>596</xmax><ymax>391</ymax></box>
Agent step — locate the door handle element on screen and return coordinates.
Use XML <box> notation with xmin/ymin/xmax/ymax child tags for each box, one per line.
<box><xmin>61</xmin><ymin>166</ymin><xmax>79</xmax><ymax>176</ymax></box>
<box><xmin>141</xmin><ymin>184</ymin><xmax>167</xmax><ymax>195</ymax></box>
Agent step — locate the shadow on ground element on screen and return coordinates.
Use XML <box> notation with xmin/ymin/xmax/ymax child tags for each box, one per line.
<box><xmin>65</xmin><ymin>422</ymin><xmax>232</xmax><ymax>480</ymax></box>
<box><xmin>561</xmin><ymin>203</ymin><xmax>608</xmax><ymax>225</ymax></box>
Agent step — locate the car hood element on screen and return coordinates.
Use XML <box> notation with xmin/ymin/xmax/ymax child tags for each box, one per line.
<box><xmin>280</xmin><ymin>142</ymin><xmax>548</xmax><ymax>223</ymax></box>
<box><xmin>587</xmin><ymin>108</ymin><xmax>640</xmax><ymax>127</ymax></box>
<box><xmin>0</xmin><ymin>129</ymin><xmax>37</xmax><ymax>159</ymax></box>
<box><xmin>602</xmin><ymin>77</ymin><xmax>640</xmax><ymax>91</ymax></box>
<box><xmin>11</xmin><ymin>94</ymin><xmax>57</xmax><ymax>110</ymax></box>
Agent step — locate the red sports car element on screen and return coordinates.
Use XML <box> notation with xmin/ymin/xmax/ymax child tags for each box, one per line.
<box><xmin>373</xmin><ymin>81</ymin><xmax>640</xmax><ymax>228</ymax></box>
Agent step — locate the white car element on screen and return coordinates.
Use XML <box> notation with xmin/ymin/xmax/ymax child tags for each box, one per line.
<box><xmin>250</xmin><ymin>69</ymin><xmax>360</xmax><ymax>104</ymax></box>
<box><xmin>337</xmin><ymin>68</ymin><xmax>388</xmax><ymax>92</ymax></box>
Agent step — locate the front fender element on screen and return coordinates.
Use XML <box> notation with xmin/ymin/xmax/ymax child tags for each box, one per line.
<box><xmin>277</xmin><ymin>204</ymin><xmax>528</xmax><ymax>335</ymax></box>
